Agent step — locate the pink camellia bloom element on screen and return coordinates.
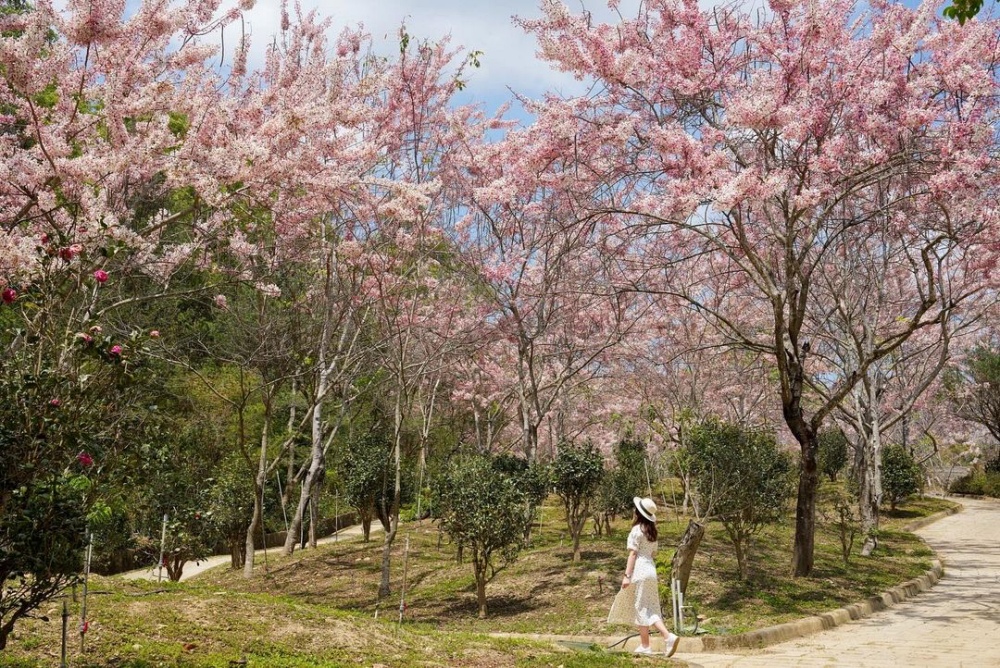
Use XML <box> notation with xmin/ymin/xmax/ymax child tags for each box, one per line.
<box><xmin>49</xmin><ymin>398</ymin><xmax>61</xmax><ymax>407</ymax></box>
<box><xmin>109</xmin><ymin>345</ymin><xmax>122</xmax><ymax>356</ymax></box>
<box><xmin>1</xmin><ymin>288</ymin><xmax>15</xmax><ymax>304</ymax></box>
<box><xmin>149</xmin><ymin>330</ymin><xmax>160</xmax><ymax>338</ymax></box>
<box><xmin>93</xmin><ymin>269</ymin><xmax>108</xmax><ymax>283</ymax></box>
<box><xmin>59</xmin><ymin>244</ymin><xmax>83</xmax><ymax>261</ymax></box>
<box><xmin>90</xmin><ymin>325</ymin><xmax>102</xmax><ymax>334</ymax></box>
<box><xmin>213</xmin><ymin>294</ymin><xmax>228</xmax><ymax>309</ymax></box>
<box><xmin>77</xmin><ymin>452</ymin><xmax>94</xmax><ymax>467</ymax></box>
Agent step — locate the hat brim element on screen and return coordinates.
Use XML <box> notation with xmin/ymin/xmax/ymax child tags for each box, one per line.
<box><xmin>633</xmin><ymin>496</ymin><xmax>656</xmax><ymax>522</ymax></box>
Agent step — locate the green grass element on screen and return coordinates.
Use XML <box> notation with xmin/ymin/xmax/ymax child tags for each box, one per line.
<box><xmin>5</xmin><ymin>493</ymin><xmax>957</xmax><ymax>667</ymax></box>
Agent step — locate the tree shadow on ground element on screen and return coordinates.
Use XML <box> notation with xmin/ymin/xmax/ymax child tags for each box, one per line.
<box><xmin>441</xmin><ymin>594</ymin><xmax>537</xmax><ymax>619</ymax></box>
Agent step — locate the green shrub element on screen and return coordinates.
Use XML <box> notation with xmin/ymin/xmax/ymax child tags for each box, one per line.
<box><xmin>881</xmin><ymin>444</ymin><xmax>923</xmax><ymax>510</ymax></box>
<box><xmin>594</xmin><ymin>434</ymin><xmax>648</xmax><ymax>534</ymax></box>
<box><xmin>551</xmin><ymin>440</ymin><xmax>605</xmax><ymax>562</ymax></box>
<box><xmin>949</xmin><ymin>470</ymin><xmax>1000</xmax><ymax>497</ymax></box>
<box><xmin>687</xmin><ymin>419</ymin><xmax>793</xmax><ymax>580</ymax></box>
<box><xmin>817</xmin><ymin>428</ymin><xmax>849</xmax><ymax>482</ymax></box>
<box><xmin>434</xmin><ymin>455</ymin><xmax>531</xmax><ymax>618</ymax></box>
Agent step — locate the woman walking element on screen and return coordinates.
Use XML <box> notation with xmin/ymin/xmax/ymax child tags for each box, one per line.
<box><xmin>608</xmin><ymin>497</ymin><xmax>680</xmax><ymax>656</ymax></box>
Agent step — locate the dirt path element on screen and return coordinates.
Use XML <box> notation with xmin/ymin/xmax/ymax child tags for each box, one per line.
<box><xmin>119</xmin><ymin>523</ymin><xmax>382</xmax><ymax>582</ymax></box>
<box><xmin>686</xmin><ymin>497</ymin><xmax>1000</xmax><ymax>668</ymax></box>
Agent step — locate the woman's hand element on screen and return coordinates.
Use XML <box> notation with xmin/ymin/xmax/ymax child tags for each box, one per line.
<box><xmin>621</xmin><ymin>574</ymin><xmax>631</xmax><ymax>589</ymax></box>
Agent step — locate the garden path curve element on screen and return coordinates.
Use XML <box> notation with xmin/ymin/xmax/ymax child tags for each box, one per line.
<box><xmin>687</xmin><ymin>497</ymin><xmax>1000</xmax><ymax>668</ymax></box>
<box><xmin>119</xmin><ymin>523</ymin><xmax>381</xmax><ymax>582</ymax></box>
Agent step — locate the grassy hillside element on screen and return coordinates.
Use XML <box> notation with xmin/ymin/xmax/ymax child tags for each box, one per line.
<box><xmin>4</xmin><ymin>495</ymin><xmax>955</xmax><ymax>667</ymax></box>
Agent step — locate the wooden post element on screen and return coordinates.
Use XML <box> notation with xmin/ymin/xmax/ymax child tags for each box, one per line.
<box><xmin>60</xmin><ymin>601</ymin><xmax>68</xmax><ymax>668</ymax></box>
<box><xmin>398</xmin><ymin>536</ymin><xmax>410</xmax><ymax>625</ymax></box>
<box><xmin>80</xmin><ymin>531</ymin><xmax>93</xmax><ymax>652</ymax></box>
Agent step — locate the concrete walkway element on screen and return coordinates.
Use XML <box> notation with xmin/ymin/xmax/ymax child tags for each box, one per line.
<box><xmin>686</xmin><ymin>497</ymin><xmax>1000</xmax><ymax>668</ymax></box>
<box><xmin>120</xmin><ymin>523</ymin><xmax>381</xmax><ymax>582</ymax></box>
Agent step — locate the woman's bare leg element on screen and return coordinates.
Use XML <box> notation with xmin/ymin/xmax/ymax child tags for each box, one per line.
<box><xmin>638</xmin><ymin>625</ymin><xmax>651</xmax><ymax>647</ymax></box>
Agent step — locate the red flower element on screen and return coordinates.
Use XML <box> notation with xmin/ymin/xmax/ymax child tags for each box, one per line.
<box><xmin>109</xmin><ymin>345</ymin><xmax>122</xmax><ymax>356</ymax></box>
<box><xmin>93</xmin><ymin>269</ymin><xmax>108</xmax><ymax>283</ymax></box>
<box><xmin>77</xmin><ymin>452</ymin><xmax>94</xmax><ymax>467</ymax></box>
<box><xmin>49</xmin><ymin>398</ymin><xmax>61</xmax><ymax>407</ymax></box>
<box><xmin>1</xmin><ymin>288</ymin><xmax>15</xmax><ymax>304</ymax></box>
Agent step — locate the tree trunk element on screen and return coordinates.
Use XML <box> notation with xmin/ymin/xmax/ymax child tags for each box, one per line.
<box><xmin>166</xmin><ymin>554</ymin><xmax>185</xmax><ymax>582</ymax></box>
<box><xmin>284</xmin><ymin>372</ymin><xmax>327</xmax><ymax>556</ymax></box>
<box><xmin>379</xmin><ymin>513</ymin><xmax>398</xmax><ymax>598</ymax></box>
<box><xmin>244</xmin><ymin>421</ymin><xmax>269</xmax><ymax>578</ymax></box>
<box><xmin>791</xmin><ymin>436</ymin><xmax>819</xmax><ymax>576</ymax></box>
<box><xmin>670</xmin><ymin>520</ymin><xmax>704</xmax><ymax>596</ymax></box>
<box><xmin>855</xmin><ymin>380</ymin><xmax>883</xmax><ymax>557</ymax></box>
<box><xmin>308</xmin><ymin>478</ymin><xmax>321</xmax><ymax>547</ymax></box>
<box><xmin>379</xmin><ymin>402</ymin><xmax>404</xmax><ymax>599</ymax></box>
<box><xmin>0</xmin><ymin>619</ymin><xmax>14</xmax><ymax>650</ymax></box>
<box><xmin>733</xmin><ymin>535</ymin><xmax>748</xmax><ymax>581</ymax></box>
<box><xmin>229</xmin><ymin>534</ymin><xmax>246</xmax><ymax>569</ymax></box>
<box><xmin>475</xmin><ymin>559</ymin><xmax>488</xmax><ymax>619</ymax></box>
<box><xmin>782</xmin><ymin>356</ymin><xmax>820</xmax><ymax>577</ymax></box>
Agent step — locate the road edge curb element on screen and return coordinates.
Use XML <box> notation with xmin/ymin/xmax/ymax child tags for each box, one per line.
<box><xmin>683</xmin><ymin>502</ymin><xmax>961</xmax><ymax>653</ymax></box>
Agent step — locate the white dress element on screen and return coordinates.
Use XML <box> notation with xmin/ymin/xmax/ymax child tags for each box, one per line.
<box><xmin>607</xmin><ymin>525</ymin><xmax>663</xmax><ymax>627</ymax></box>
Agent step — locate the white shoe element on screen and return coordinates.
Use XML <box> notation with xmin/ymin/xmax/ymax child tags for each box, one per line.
<box><xmin>634</xmin><ymin>644</ymin><xmax>652</xmax><ymax>654</ymax></box>
<box><xmin>665</xmin><ymin>632</ymin><xmax>680</xmax><ymax>657</ymax></box>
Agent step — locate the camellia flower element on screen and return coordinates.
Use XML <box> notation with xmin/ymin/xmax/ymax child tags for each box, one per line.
<box><xmin>213</xmin><ymin>294</ymin><xmax>228</xmax><ymax>309</ymax></box>
<box><xmin>77</xmin><ymin>452</ymin><xmax>94</xmax><ymax>467</ymax></box>
<box><xmin>59</xmin><ymin>244</ymin><xmax>83</xmax><ymax>261</ymax></box>
<box><xmin>109</xmin><ymin>345</ymin><xmax>122</xmax><ymax>356</ymax></box>
<box><xmin>93</xmin><ymin>269</ymin><xmax>108</xmax><ymax>283</ymax></box>
<box><xmin>75</xmin><ymin>332</ymin><xmax>94</xmax><ymax>344</ymax></box>
<box><xmin>149</xmin><ymin>330</ymin><xmax>160</xmax><ymax>338</ymax></box>
<box><xmin>49</xmin><ymin>398</ymin><xmax>61</xmax><ymax>407</ymax></box>
<box><xmin>1</xmin><ymin>288</ymin><xmax>15</xmax><ymax>304</ymax></box>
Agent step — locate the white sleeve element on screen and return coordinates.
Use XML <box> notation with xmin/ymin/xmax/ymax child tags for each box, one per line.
<box><xmin>626</xmin><ymin>525</ymin><xmax>640</xmax><ymax>552</ymax></box>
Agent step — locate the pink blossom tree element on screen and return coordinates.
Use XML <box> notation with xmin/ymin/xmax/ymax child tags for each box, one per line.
<box><xmin>815</xmin><ymin>214</ymin><xmax>991</xmax><ymax>554</ymax></box>
<box><xmin>520</xmin><ymin>0</ymin><xmax>1000</xmax><ymax>575</ymax></box>
<box><xmin>452</xmin><ymin>120</ymin><xmax>653</xmax><ymax>464</ymax></box>
<box><xmin>0</xmin><ymin>0</ymin><xmax>274</xmax><ymax>641</ymax></box>
<box><xmin>340</xmin><ymin>31</ymin><xmax>489</xmax><ymax>598</ymax></box>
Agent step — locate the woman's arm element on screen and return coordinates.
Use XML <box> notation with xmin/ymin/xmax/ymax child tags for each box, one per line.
<box><xmin>621</xmin><ymin>550</ymin><xmax>637</xmax><ymax>589</ymax></box>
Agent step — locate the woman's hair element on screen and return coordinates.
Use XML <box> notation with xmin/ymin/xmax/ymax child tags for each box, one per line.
<box><xmin>633</xmin><ymin>509</ymin><xmax>657</xmax><ymax>542</ymax></box>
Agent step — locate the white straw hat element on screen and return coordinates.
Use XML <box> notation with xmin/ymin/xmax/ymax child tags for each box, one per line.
<box><xmin>633</xmin><ymin>496</ymin><xmax>657</xmax><ymax>522</ymax></box>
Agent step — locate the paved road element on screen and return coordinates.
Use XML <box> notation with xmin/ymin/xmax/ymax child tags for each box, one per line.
<box><xmin>686</xmin><ymin>497</ymin><xmax>1000</xmax><ymax>668</ymax></box>
<box><xmin>120</xmin><ymin>523</ymin><xmax>381</xmax><ymax>582</ymax></box>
